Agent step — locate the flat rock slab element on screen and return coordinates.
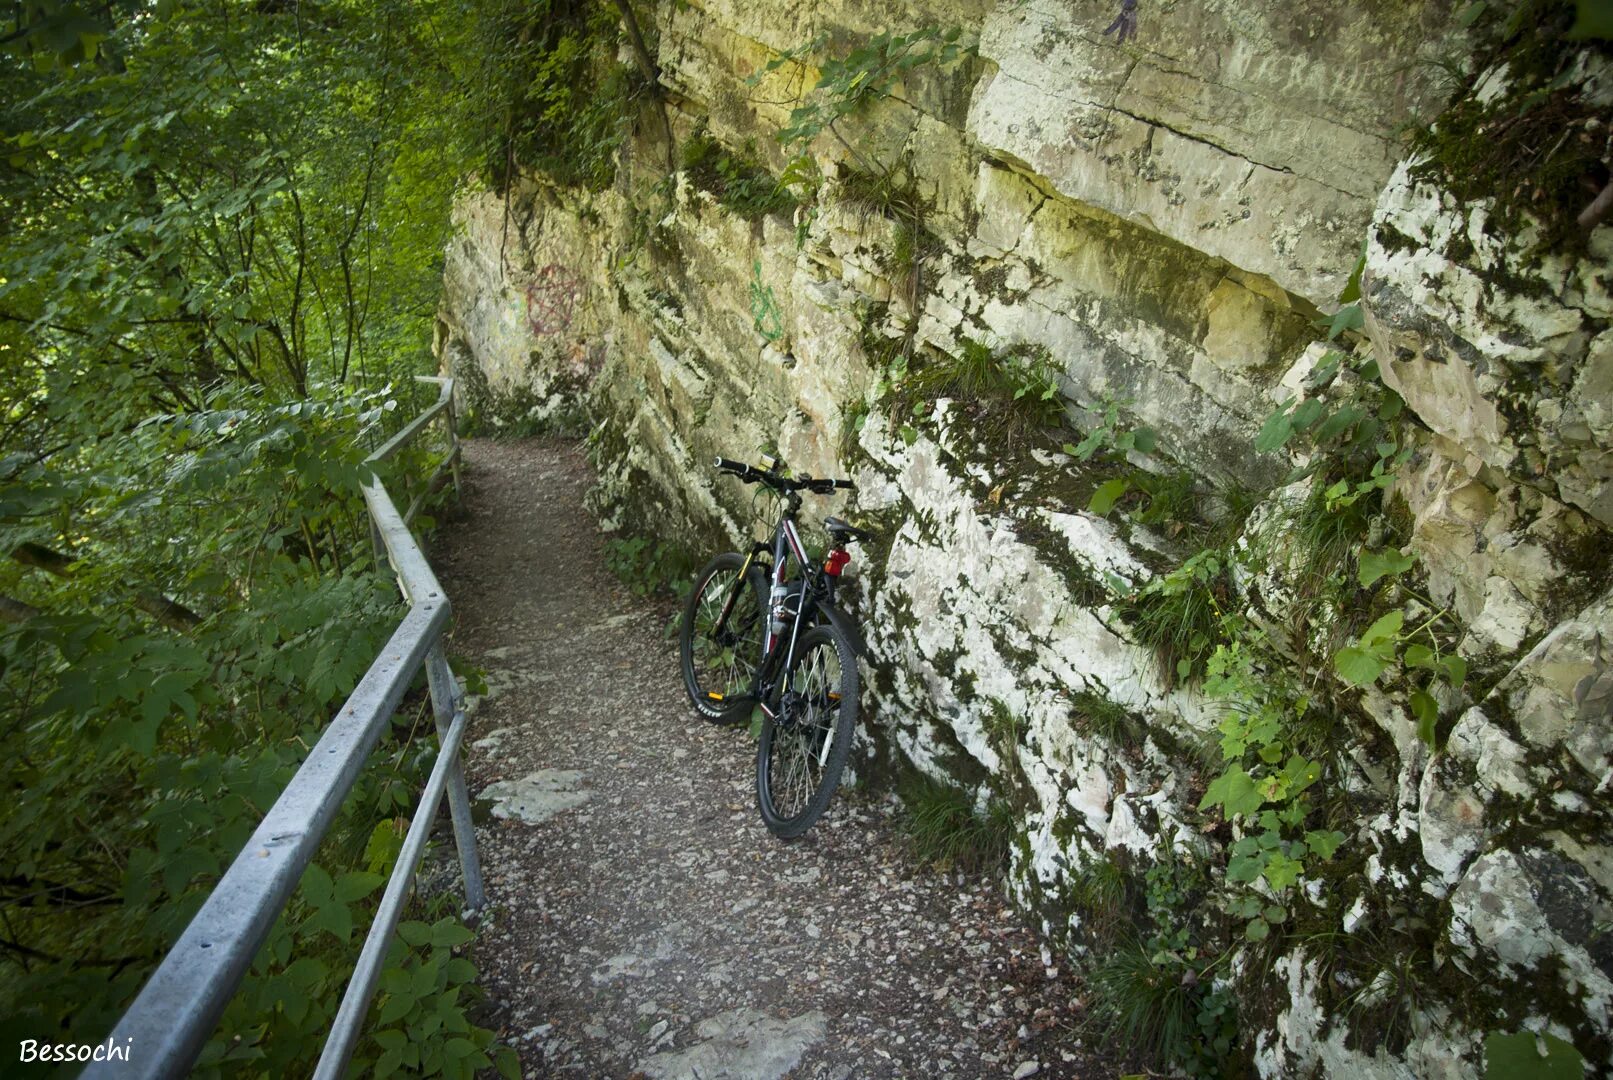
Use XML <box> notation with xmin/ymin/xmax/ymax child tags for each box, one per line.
<box><xmin>478</xmin><ymin>769</ymin><xmax>589</xmax><ymax>823</ymax></box>
<box><xmin>636</xmin><ymin>1008</ymin><xmax>828</xmax><ymax>1080</ymax></box>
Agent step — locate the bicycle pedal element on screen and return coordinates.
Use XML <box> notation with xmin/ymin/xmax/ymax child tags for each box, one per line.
<box><xmin>707</xmin><ymin>691</ymin><xmax>725</xmax><ymax>701</ymax></box>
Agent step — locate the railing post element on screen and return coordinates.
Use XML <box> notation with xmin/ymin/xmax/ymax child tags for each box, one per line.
<box><xmin>424</xmin><ymin>642</ymin><xmax>485</xmax><ymax>910</ymax></box>
<box><xmin>444</xmin><ymin>396</ymin><xmax>464</xmax><ymax>499</ymax></box>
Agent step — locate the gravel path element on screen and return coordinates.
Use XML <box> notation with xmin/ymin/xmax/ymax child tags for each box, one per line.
<box><xmin>431</xmin><ymin>438</ymin><xmax>1103</xmax><ymax>1080</ymax></box>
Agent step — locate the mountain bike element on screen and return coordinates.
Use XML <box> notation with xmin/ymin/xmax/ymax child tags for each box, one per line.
<box><xmin>677</xmin><ymin>454</ymin><xmax>873</xmax><ymax>838</ymax></box>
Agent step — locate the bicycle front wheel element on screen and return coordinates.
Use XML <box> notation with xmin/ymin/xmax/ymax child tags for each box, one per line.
<box><xmin>680</xmin><ymin>553</ymin><xmax>766</xmax><ymax>724</ymax></box>
<box><xmin>756</xmin><ymin>624</ymin><xmax>858</xmax><ymax>838</ymax></box>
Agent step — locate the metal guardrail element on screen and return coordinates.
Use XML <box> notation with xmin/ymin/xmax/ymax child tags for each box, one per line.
<box><xmin>85</xmin><ymin>376</ymin><xmax>484</xmax><ymax>1080</ymax></box>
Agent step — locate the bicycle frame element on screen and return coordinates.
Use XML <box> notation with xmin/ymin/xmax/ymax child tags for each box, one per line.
<box><xmin>718</xmin><ymin>493</ymin><xmax>837</xmax><ymax>716</ymax></box>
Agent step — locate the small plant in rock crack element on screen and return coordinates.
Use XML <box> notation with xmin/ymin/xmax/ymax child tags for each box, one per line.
<box><xmin>1114</xmin><ymin>548</ymin><xmax>1228</xmax><ymax>686</ymax></box>
<box><xmin>1087</xmin><ymin>840</ymin><xmax>1238</xmax><ymax>1074</ymax></box>
<box><xmin>1063</xmin><ymin>396</ymin><xmax>1159</xmax><ymax>517</ymax></box>
<box><xmin>751</xmin><ymin>28</ymin><xmax>973</xmax><ymax>158</ymax></box>
<box><xmin>1333</xmin><ymin>603</ymin><xmax>1468</xmax><ymax>750</ymax></box>
<box><xmin>894</xmin><ymin>339</ymin><xmax>1064</xmax><ymax>447</ymax></box>
<box><xmin>1253</xmin><ymin>334</ymin><xmax>1469</xmax><ymax>749</ymax></box>
<box><xmin>1194</xmin><ymin>621</ymin><xmax>1348</xmax><ymax>943</ymax></box>
<box><xmin>1066</xmin><ymin>395</ymin><xmax>1158</xmax><ymax>462</ymax></box>
<box><xmin>680</xmin><ymin>125</ymin><xmax>796</xmax><ymax>220</ymax></box>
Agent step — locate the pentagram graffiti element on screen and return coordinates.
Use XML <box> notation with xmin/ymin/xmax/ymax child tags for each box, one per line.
<box><xmin>523</xmin><ymin>264</ymin><xmax>583</xmax><ymax>336</ymax></box>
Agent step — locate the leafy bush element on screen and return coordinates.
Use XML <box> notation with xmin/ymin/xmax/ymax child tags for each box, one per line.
<box><xmin>603</xmin><ymin>534</ymin><xmax>698</xmax><ymax>601</ymax></box>
<box><xmin>0</xmin><ymin>386</ymin><xmax>508</xmax><ymax>1077</ymax></box>
<box><xmin>467</xmin><ymin>0</ymin><xmax>636</xmax><ymax>190</ymax></box>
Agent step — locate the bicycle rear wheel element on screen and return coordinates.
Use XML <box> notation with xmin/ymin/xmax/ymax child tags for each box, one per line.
<box><xmin>679</xmin><ymin>553</ymin><xmax>766</xmax><ymax>724</ymax></box>
<box><xmin>756</xmin><ymin>624</ymin><xmax>858</xmax><ymax>837</ymax></box>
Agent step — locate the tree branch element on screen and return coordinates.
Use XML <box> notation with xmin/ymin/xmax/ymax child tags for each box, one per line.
<box><xmin>11</xmin><ymin>543</ymin><xmax>203</xmax><ymax>632</ymax></box>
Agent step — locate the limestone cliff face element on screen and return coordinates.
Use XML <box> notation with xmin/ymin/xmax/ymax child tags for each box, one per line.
<box><xmin>436</xmin><ymin>1</ymin><xmax>1612</xmax><ymax>1073</ymax></box>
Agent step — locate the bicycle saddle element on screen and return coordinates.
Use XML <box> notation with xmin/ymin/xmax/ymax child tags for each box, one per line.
<box><xmin>825</xmin><ymin>517</ymin><xmax>874</xmax><ymax>544</ymax></box>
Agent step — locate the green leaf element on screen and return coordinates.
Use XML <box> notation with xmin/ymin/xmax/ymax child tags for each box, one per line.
<box><xmin>301</xmin><ymin>863</ymin><xmax>335</xmax><ymax>905</ymax></box>
<box><xmin>1262</xmin><ymin>852</ymin><xmax>1304</xmax><ymax>889</ymax></box>
<box><xmin>309</xmin><ymin>899</ymin><xmax>353</xmax><ymax>943</ymax></box>
<box><xmin>335</xmin><ymin>871</ymin><xmax>385</xmax><ymax>903</ymax></box>
<box><xmin>1358</xmin><ymin>547</ymin><xmax>1415</xmax><ymax>588</ymax></box>
<box><xmin>1254</xmin><ymin>403</ymin><xmax>1296</xmax><ymax>453</ymax></box>
<box><xmin>1245</xmin><ymin>917</ymin><xmax>1270</xmax><ymax>941</ymax></box>
<box><xmin>1070</xmin><ymin>430</ymin><xmax>1104</xmax><ymax>460</ymax></box>
<box><xmin>1087</xmin><ymin>477</ymin><xmax>1131</xmax><ymax>517</ymax></box>
<box><xmin>1227</xmin><ymin>853</ymin><xmax>1264</xmax><ymax>883</ymax></box>
<box><xmin>1440</xmin><ymin>654</ymin><xmax>1468</xmax><ymax>687</ymax></box>
<box><xmin>1360</xmin><ymin>610</ymin><xmax>1405</xmax><ymax>646</ymax></box>
<box><xmin>1306</xmin><ymin>830</ymin><xmax>1346</xmax><ymax>860</ymax></box>
<box><xmin>1404</xmin><ymin>643</ymin><xmax>1435</xmax><ymax>669</ymax></box>
<box><xmin>377</xmin><ymin>990</ymin><xmax>416</xmax><ymax>1025</ymax></box>
<box><xmin>1229</xmin><ymin>895</ymin><xmax>1263</xmax><ymax>919</ymax></box>
<box><xmin>373</xmin><ymin>1030</ymin><xmax>407</xmax><ymax>1053</ymax></box>
<box><xmin>1334</xmin><ymin>646</ymin><xmax>1385</xmax><ymax>688</ymax></box>
<box><xmin>1314</xmin><ymin>404</ymin><xmax>1366</xmax><ymax>443</ymax></box>
<box><xmin>1327</xmin><ymin>303</ymin><xmax>1364</xmax><ymax>340</ymax></box>
<box><xmin>1411</xmin><ymin>690</ymin><xmax>1439</xmax><ymax>749</ymax></box>
<box><xmin>431</xmin><ymin>918</ymin><xmax>476</xmax><ymax>948</ymax></box>
<box><xmin>1567</xmin><ymin>0</ymin><xmax>1613</xmax><ymax>39</ymax></box>
<box><xmin>1199</xmin><ymin>765</ymin><xmax>1264</xmax><ymax>818</ymax></box>
<box><xmin>1131</xmin><ymin>427</ymin><xmax>1157</xmax><ymax>453</ymax></box>
<box><xmin>365</xmin><ymin>820</ymin><xmax>405</xmax><ymax>875</ymax></box>
<box><xmin>1291</xmin><ymin>398</ymin><xmax>1325</xmax><ymax>432</ymax></box>
<box><xmin>1483</xmin><ymin>1031</ymin><xmax>1585</xmax><ymax>1079</ymax></box>
<box><xmin>398</xmin><ymin>921</ymin><xmax>433</xmax><ymax>947</ymax></box>
<box><xmin>1263</xmin><ymin>904</ymin><xmax>1288</xmax><ymax>924</ymax></box>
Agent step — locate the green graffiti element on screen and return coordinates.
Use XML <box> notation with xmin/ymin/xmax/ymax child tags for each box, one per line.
<box><xmin>749</xmin><ymin>259</ymin><xmax>784</xmax><ymax>342</ymax></box>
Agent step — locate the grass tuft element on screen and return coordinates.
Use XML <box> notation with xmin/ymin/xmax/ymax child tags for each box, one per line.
<box><xmin>899</xmin><ymin>338</ymin><xmax>1066</xmax><ymax>446</ymax></box>
<box><xmin>1116</xmin><ymin>550</ymin><xmax>1228</xmax><ymax>687</ymax></box>
<box><xmin>1069</xmin><ymin>691</ymin><xmax>1141</xmax><ymax>745</ymax></box>
<box><xmin>897</xmin><ymin>770</ymin><xmax>1015</xmax><ymax>874</ymax></box>
<box><xmin>1088</xmin><ymin>938</ymin><xmax>1199</xmax><ymax>1067</ymax></box>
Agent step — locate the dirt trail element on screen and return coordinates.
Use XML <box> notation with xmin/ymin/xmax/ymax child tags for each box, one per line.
<box><xmin>431</xmin><ymin>438</ymin><xmax>1102</xmax><ymax>1080</ymax></box>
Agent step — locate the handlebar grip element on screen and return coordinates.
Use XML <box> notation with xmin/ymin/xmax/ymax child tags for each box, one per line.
<box><xmin>832</xmin><ymin>478</ymin><xmax>856</xmax><ymax>490</ymax></box>
<box><xmin>713</xmin><ymin>456</ymin><xmax>747</xmax><ymax>474</ymax></box>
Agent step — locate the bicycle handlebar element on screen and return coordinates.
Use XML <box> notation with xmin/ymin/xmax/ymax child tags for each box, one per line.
<box><xmin>712</xmin><ymin>456</ymin><xmax>854</xmax><ymax>495</ymax></box>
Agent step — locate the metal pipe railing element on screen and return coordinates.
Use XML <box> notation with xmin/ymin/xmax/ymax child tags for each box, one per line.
<box><xmin>85</xmin><ymin>376</ymin><xmax>483</xmax><ymax>1079</ymax></box>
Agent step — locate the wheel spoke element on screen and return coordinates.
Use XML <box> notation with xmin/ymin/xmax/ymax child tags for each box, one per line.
<box><xmin>766</xmin><ymin>637</ymin><xmax>844</xmax><ymax>819</ymax></box>
<box><xmin>690</xmin><ymin>570</ymin><xmax>760</xmax><ymax>701</ymax></box>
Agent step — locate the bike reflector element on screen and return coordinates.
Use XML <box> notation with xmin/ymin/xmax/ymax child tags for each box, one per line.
<box><xmin>824</xmin><ymin>549</ymin><xmax>852</xmax><ymax>576</ymax></box>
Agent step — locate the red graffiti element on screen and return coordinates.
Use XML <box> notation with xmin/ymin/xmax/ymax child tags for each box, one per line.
<box><xmin>524</xmin><ymin>264</ymin><xmax>583</xmax><ymax>336</ymax></box>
